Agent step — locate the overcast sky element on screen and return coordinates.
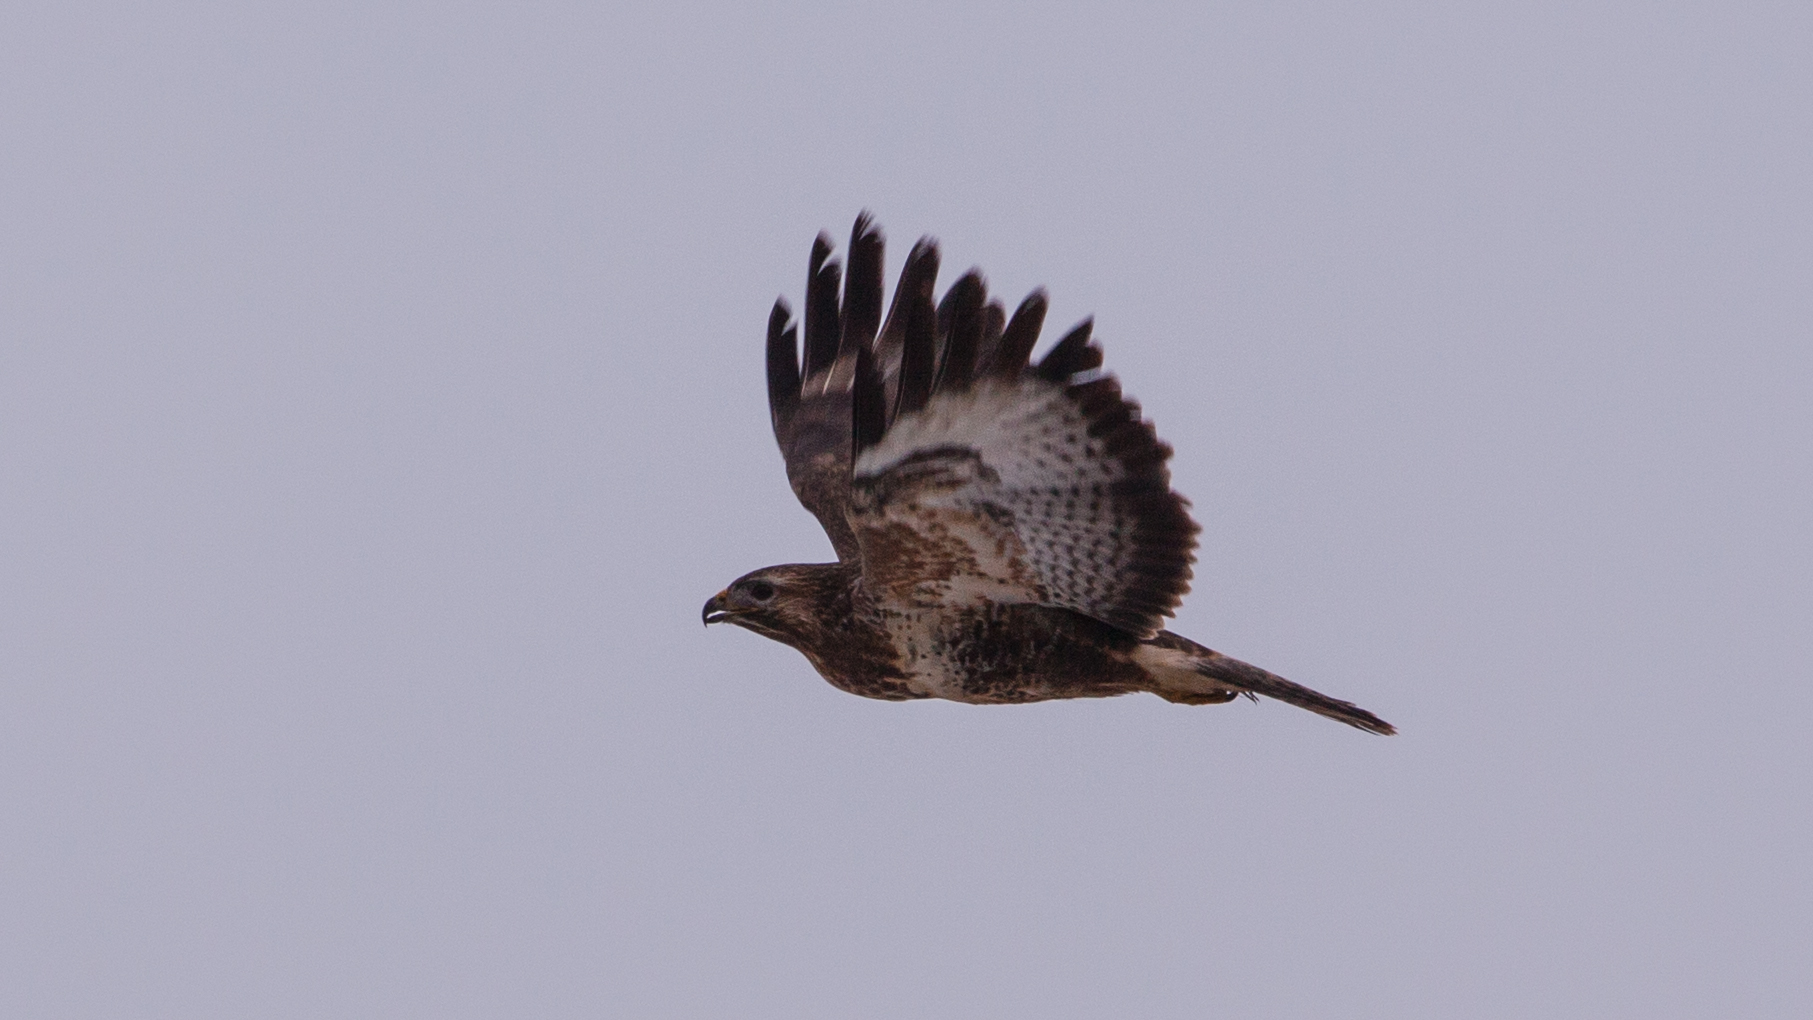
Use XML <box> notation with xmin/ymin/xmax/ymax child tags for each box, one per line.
<box><xmin>3</xmin><ymin>3</ymin><xmax>1809</xmax><ymax>1017</ymax></box>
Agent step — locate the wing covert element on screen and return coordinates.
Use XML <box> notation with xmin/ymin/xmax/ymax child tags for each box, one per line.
<box><xmin>847</xmin><ymin>304</ymin><xmax>1197</xmax><ymax>638</ymax></box>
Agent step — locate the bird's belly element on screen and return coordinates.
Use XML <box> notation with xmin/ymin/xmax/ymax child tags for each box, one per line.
<box><xmin>881</xmin><ymin>603</ymin><xmax>1146</xmax><ymax>704</ymax></box>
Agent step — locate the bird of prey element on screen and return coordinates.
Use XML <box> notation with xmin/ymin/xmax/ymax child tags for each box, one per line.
<box><xmin>704</xmin><ymin>215</ymin><xmax>1394</xmax><ymax>735</ymax></box>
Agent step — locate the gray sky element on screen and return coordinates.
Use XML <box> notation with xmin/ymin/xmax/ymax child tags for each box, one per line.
<box><xmin>4</xmin><ymin>2</ymin><xmax>1809</xmax><ymax>1017</ymax></box>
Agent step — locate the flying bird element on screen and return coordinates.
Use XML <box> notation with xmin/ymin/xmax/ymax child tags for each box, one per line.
<box><xmin>704</xmin><ymin>215</ymin><xmax>1394</xmax><ymax>735</ymax></box>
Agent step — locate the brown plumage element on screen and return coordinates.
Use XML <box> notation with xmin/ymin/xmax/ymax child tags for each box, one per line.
<box><xmin>706</xmin><ymin>215</ymin><xmax>1395</xmax><ymax>735</ymax></box>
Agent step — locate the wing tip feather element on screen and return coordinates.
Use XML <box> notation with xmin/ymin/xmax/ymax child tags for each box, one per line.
<box><xmin>766</xmin><ymin>298</ymin><xmax>800</xmax><ymax>434</ymax></box>
<box><xmin>934</xmin><ymin>270</ymin><xmax>987</xmax><ymax>393</ymax></box>
<box><xmin>1035</xmin><ymin>318</ymin><xmax>1101</xmax><ymax>381</ymax></box>
<box><xmin>841</xmin><ymin>213</ymin><xmax>885</xmax><ymax>355</ymax></box>
<box><xmin>988</xmin><ymin>289</ymin><xmax>1049</xmax><ymax>378</ymax></box>
<box><xmin>804</xmin><ymin>235</ymin><xmax>843</xmax><ymax>377</ymax></box>
<box><xmin>853</xmin><ymin>340</ymin><xmax>886</xmax><ymax>455</ymax></box>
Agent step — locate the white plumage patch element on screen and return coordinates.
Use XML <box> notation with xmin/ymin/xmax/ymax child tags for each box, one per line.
<box><xmin>1130</xmin><ymin>642</ymin><xmax>1234</xmax><ymax>701</ymax></box>
<box><xmin>850</xmin><ymin>376</ymin><xmax>1193</xmax><ymax>634</ymax></box>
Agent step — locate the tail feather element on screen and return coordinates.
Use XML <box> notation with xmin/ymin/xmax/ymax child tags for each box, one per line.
<box><xmin>1138</xmin><ymin>631</ymin><xmax>1396</xmax><ymax>735</ymax></box>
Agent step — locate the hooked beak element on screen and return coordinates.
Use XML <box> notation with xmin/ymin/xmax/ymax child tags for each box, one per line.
<box><xmin>702</xmin><ymin>590</ymin><xmax>732</xmax><ymax>626</ymax></box>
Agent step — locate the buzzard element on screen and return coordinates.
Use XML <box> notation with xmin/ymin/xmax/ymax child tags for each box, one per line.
<box><xmin>704</xmin><ymin>216</ymin><xmax>1394</xmax><ymax>735</ymax></box>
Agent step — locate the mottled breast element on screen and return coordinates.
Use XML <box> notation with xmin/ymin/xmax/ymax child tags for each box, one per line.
<box><xmin>880</xmin><ymin>601</ymin><xmax>1148</xmax><ymax>704</ymax></box>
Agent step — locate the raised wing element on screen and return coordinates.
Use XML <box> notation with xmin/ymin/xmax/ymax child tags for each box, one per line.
<box><xmin>848</xmin><ymin>273</ymin><xmax>1198</xmax><ymax>638</ymax></box>
<box><xmin>766</xmin><ymin>217</ymin><xmax>880</xmax><ymax>560</ymax></box>
<box><xmin>767</xmin><ymin>215</ymin><xmax>949</xmax><ymax>561</ymax></box>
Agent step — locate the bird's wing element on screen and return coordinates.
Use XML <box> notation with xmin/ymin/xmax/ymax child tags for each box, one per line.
<box><xmin>766</xmin><ymin>215</ymin><xmax>942</xmax><ymax>561</ymax></box>
<box><xmin>847</xmin><ymin>275</ymin><xmax>1197</xmax><ymax>639</ymax></box>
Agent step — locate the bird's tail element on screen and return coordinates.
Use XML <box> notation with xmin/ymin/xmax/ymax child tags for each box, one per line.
<box><xmin>1134</xmin><ymin>631</ymin><xmax>1396</xmax><ymax>735</ymax></box>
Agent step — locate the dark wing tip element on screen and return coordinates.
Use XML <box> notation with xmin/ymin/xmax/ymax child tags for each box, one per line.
<box><xmin>895</xmin><ymin>265</ymin><xmax>939</xmax><ymax>419</ymax></box>
<box><xmin>988</xmin><ymin>289</ymin><xmax>1049</xmax><ymax>378</ymax></box>
<box><xmin>933</xmin><ymin>270</ymin><xmax>987</xmax><ymax>394</ymax></box>
<box><xmin>853</xmin><ymin>338</ymin><xmax>886</xmax><ymax>455</ymax></box>
<box><xmin>841</xmin><ymin>213</ymin><xmax>885</xmax><ymax>355</ymax></box>
<box><xmin>906</xmin><ymin>237</ymin><xmax>941</xmax><ymax>279</ymax></box>
<box><xmin>897</xmin><ymin>238</ymin><xmax>942</xmax><ymax>307</ymax></box>
<box><xmin>1035</xmin><ymin>317</ymin><xmax>1101</xmax><ymax>381</ymax></box>
<box><xmin>875</xmin><ymin>236</ymin><xmax>942</xmax><ymax>379</ymax></box>
<box><xmin>975</xmin><ymin>299</ymin><xmax>1007</xmax><ymax>373</ymax></box>
<box><xmin>766</xmin><ymin>298</ymin><xmax>799</xmax><ymax>436</ymax></box>
<box><xmin>803</xmin><ymin>234</ymin><xmax>843</xmax><ymax>378</ymax></box>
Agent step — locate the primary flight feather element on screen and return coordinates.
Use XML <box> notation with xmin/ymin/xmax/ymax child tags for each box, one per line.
<box><xmin>705</xmin><ymin>215</ymin><xmax>1394</xmax><ymax>734</ymax></box>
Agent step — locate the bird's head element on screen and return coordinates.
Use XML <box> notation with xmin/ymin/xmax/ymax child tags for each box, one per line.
<box><xmin>701</xmin><ymin>563</ymin><xmax>847</xmax><ymax>648</ymax></box>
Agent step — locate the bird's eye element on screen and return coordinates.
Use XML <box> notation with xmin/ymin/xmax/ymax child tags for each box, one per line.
<box><xmin>747</xmin><ymin>581</ymin><xmax>776</xmax><ymax>602</ymax></box>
